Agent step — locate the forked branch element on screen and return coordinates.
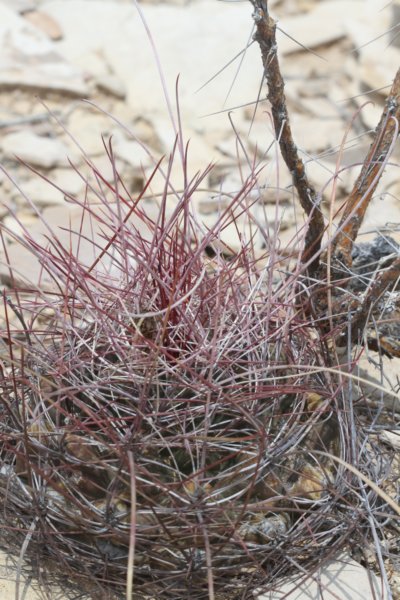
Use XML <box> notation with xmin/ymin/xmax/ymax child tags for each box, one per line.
<box><xmin>331</xmin><ymin>68</ymin><xmax>400</xmax><ymax>277</ymax></box>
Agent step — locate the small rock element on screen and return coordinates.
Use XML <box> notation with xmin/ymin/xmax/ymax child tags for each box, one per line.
<box><xmin>19</xmin><ymin>177</ymin><xmax>66</xmax><ymax>208</ymax></box>
<box><xmin>256</xmin><ymin>201</ymin><xmax>297</xmax><ymax>232</ymax></box>
<box><xmin>1</xmin><ymin>131</ymin><xmax>69</xmax><ymax>169</ymax></box>
<box><xmin>74</xmin><ymin>50</ymin><xmax>109</xmax><ymax>79</ymax></box>
<box><xmin>216</xmin><ymin>137</ymin><xmax>240</xmax><ymax>159</ymax></box>
<box><xmin>50</xmin><ymin>167</ymin><xmax>87</xmax><ymax>197</ymax></box>
<box><xmin>306</xmin><ymin>158</ymin><xmax>350</xmax><ymax>198</ymax></box>
<box><xmin>250</xmin><ymin>186</ymin><xmax>294</xmax><ymax>205</ymax></box>
<box><xmin>0</xmin><ymin>202</ymin><xmax>10</xmax><ymax>221</ymax></box>
<box><xmin>23</xmin><ymin>10</ymin><xmax>63</xmax><ymax>40</ymax></box>
<box><xmin>1</xmin><ymin>0</ymin><xmax>36</xmax><ymax>13</ymax></box>
<box><xmin>199</xmin><ymin>216</ymin><xmax>262</xmax><ymax>256</ymax></box>
<box><xmin>0</xmin><ymin>4</ymin><xmax>88</xmax><ymax>97</ymax></box>
<box><xmin>0</xmin><ymin>203</ymin><xmax>118</xmax><ymax>288</ymax></box>
<box><xmin>361</xmin><ymin>193</ymin><xmax>400</xmax><ymax>233</ymax></box>
<box><xmin>2</xmin><ymin>211</ymin><xmax>39</xmax><ymax>243</ymax></box>
<box><xmin>42</xmin><ymin>1</ymin><xmax>262</xmax><ymax>132</ymax></box>
<box><xmin>197</xmin><ymin>194</ymin><xmax>230</xmax><ymax>215</ymax></box>
<box><xmin>259</xmin><ymin>555</ymin><xmax>389</xmax><ymax>599</ymax></box>
<box><xmin>113</xmin><ymin>136</ymin><xmax>152</xmax><ymax>169</ymax></box>
<box><xmin>391</xmin><ymin>0</ymin><xmax>400</xmax><ymax>48</ymax></box>
<box><xmin>291</xmin><ymin>114</ymin><xmax>345</xmax><ymax>154</ymax></box>
<box><xmin>352</xmin><ymin>93</ymin><xmax>386</xmax><ymax>132</ymax></box>
<box><xmin>131</xmin><ymin>117</ymin><xmax>164</xmax><ymax>154</ymax></box>
<box><xmin>66</xmin><ymin>108</ymin><xmax>112</xmax><ymax>157</ymax></box>
<box><xmin>379</xmin><ymin>430</ymin><xmax>400</xmax><ymax>449</ymax></box>
<box><xmin>277</xmin><ymin>1</ymin><xmax>362</xmax><ymax>55</ymax></box>
<box><xmin>96</xmin><ymin>74</ymin><xmax>126</xmax><ymax>99</ymax></box>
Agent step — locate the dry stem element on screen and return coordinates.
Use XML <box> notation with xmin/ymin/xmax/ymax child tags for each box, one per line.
<box><xmin>251</xmin><ymin>0</ymin><xmax>325</xmax><ymax>275</ymax></box>
<box><xmin>331</xmin><ymin>68</ymin><xmax>400</xmax><ymax>276</ymax></box>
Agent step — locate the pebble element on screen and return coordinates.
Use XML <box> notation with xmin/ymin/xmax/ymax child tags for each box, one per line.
<box><xmin>277</xmin><ymin>1</ymin><xmax>363</xmax><ymax>55</ymax></box>
<box><xmin>19</xmin><ymin>177</ymin><xmax>67</xmax><ymax>207</ymax></box>
<box><xmin>259</xmin><ymin>555</ymin><xmax>389</xmax><ymax>599</ymax></box>
<box><xmin>0</xmin><ymin>3</ymin><xmax>88</xmax><ymax>97</ymax></box>
<box><xmin>23</xmin><ymin>10</ymin><xmax>63</xmax><ymax>40</ymax></box>
<box><xmin>1</xmin><ymin>131</ymin><xmax>69</xmax><ymax>168</ymax></box>
<box><xmin>96</xmin><ymin>74</ymin><xmax>126</xmax><ymax>99</ymax></box>
<box><xmin>1</xmin><ymin>0</ymin><xmax>36</xmax><ymax>13</ymax></box>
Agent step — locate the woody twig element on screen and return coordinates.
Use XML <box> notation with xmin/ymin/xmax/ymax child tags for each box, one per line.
<box><xmin>251</xmin><ymin>0</ymin><xmax>325</xmax><ymax>277</ymax></box>
<box><xmin>331</xmin><ymin>68</ymin><xmax>400</xmax><ymax>278</ymax></box>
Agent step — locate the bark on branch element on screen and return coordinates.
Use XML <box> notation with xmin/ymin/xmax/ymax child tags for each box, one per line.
<box><xmin>251</xmin><ymin>0</ymin><xmax>325</xmax><ymax>276</ymax></box>
<box><xmin>331</xmin><ymin>68</ymin><xmax>400</xmax><ymax>277</ymax></box>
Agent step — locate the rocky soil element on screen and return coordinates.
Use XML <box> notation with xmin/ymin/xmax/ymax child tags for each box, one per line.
<box><xmin>0</xmin><ymin>0</ymin><xmax>399</xmax><ymax>598</ymax></box>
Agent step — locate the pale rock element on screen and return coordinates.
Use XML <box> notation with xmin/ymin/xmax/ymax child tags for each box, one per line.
<box><xmin>256</xmin><ymin>200</ymin><xmax>297</xmax><ymax>232</ymax></box>
<box><xmin>0</xmin><ymin>201</ymin><xmax>162</xmax><ymax>288</ymax></box>
<box><xmin>66</xmin><ymin>108</ymin><xmax>112</xmax><ymax>156</ymax></box>
<box><xmin>380</xmin><ymin>167</ymin><xmax>400</xmax><ymax>194</ymax></box>
<box><xmin>131</xmin><ymin>117</ymin><xmax>164</xmax><ymax>153</ymax></box>
<box><xmin>23</xmin><ymin>10</ymin><xmax>63</xmax><ymax>40</ymax></box>
<box><xmin>246</xmin><ymin>121</ymin><xmax>284</xmax><ymax>160</ymax></box>
<box><xmin>0</xmin><ymin>550</ymin><xmax>44</xmax><ymax>600</ymax></box>
<box><xmin>41</xmin><ymin>1</ymin><xmax>134</xmax><ymax>62</ymax></box>
<box><xmin>19</xmin><ymin>177</ymin><xmax>66</xmax><ymax>207</ymax></box>
<box><xmin>41</xmin><ymin>1</ymin><xmax>262</xmax><ymax>135</ymax></box>
<box><xmin>361</xmin><ymin>192</ymin><xmax>400</xmax><ymax>233</ymax></box>
<box><xmin>0</xmin><ymin>202</ymin><xmax>10</xmax><ymax>221</ymax></box>
<box><xmin>1</xmin><ymin>131</ymin><xmax>70</xmax><ymax>168</ymax></box>
<box><xmin>359</xmin><ymin>49</ymin><xmax>400</xmax><ymax>96</ymax></box>
<box><xmin>143</xmin><ymin>160</ymin><xmax>187</xmax><ymax>199</ymax></box>
<box><xmin>345</xmin><ymin>2</ymin><xmax>391</xmax><ymax>57</ymax></box>
<box><xmin>50</xmin><ymin>167</ymin><xmax>87</xmax><ymax>196</ymax></box>
<box><xmin>351</xmin><ymin>93</ymin><xmax>385</xmax><ymax>131</ymax></box>
<box><xmin>0</xmin><ymin>4</ymin><xmax>88</xmax><ymax>97</ymax></box>
<box><xmin>197</xmin><ymin>194</ymin><xmax>230</xmax><ymax>215</ymax></box>
<box><xmin>345</xmin><ymin>4</ymin><xmax>398</xmax><ymax>95</ymax></box>
<box><xmin>249</xmin><ymin>186</ymin><xmax>294</xmax><ymax>205</ymax></box>
<box><xmin>198</xmin><ymin>192</ymin><xmax>295</xmax><ymax>254</ymax></box>
<box><xmin>357</xmin><ymin>354</ymin><xmax>400</xmax><ymax>413</ymax></box>
<box><xmin>259</xmin><ymin>556</ymin><xmax>389</xmax><ymax>599</ymax></box>
<box><xmin>379</xmin><ymin>430</ymin><xmax>400</xmax><ymax>449</ymax></box>
<box><xmin>391</xmin><ymin>0</ymin><xmax>400</xmax><ymax>48</ymax></box>
<box><xmin>262</xmin><ymin>156</ymin><xmax>294</xmax><ymax>192</ymax></box>
<box><xmin>87</xmin><ymin>153</ymin><xmax>129</xmax><ymax>185</ymax></box>
<box><xmin>291</xmin><ymin>114</ymin><xmax>345</xmax><ymax>153</ymax></box>
<box><xmin>199</xmin><ymin>215</ymin><xmax>262</xmax><ymax>255</ymax></box>
<box><xmin>276</xmin><ymin>1</ymin><xmax>363</xmax><ymax>55</ymax></box>
<box><xmin>184</xmin><ymin>128</ymin><xmax>218</xmax><ymax>170</ymax></box>
<box><xmin>143</xmin><ymin>116</ymin><xmax>179</xmax><ymax>155</ymax></box>
<box><xmin>217</xmin><ymin>173</ymin><xmax>249</xmax><ymax>198</ymax></box>
<box><xmin>216</xmin><ymin>137</ymin><xmax>240</xmax><ymax>160</ymax></box>
<box><xmin>297</xmin><ymin>97</ymin><xmax>343</xmax><ymax>121</ymax></box>
<box><xmin>296</xmin><ymin>79</ymin><xmax>330</xmax><ymax>99</ymax></box>
<box><xmin>306</xmin><ymin>158</ymin><xmax>351</xmax><ymax>199</ymax></box>
<box><xmin>2</xmin><ymin>211</ymin><xmax>39</xmax><ymax>243</ymax></box>
<box><xmin>1</xmin><ymin>0</ymin><xmax>36</xmax><ymax>13</ymax></box>
<box><xmin>74</xmin><ymin>50</ymin><xmax>110</xmax><ymax>80</ymax></box>
<box><xmin>96</xmin><ymin>73</ymin><xmax>126</xmax><ymax>99</ymax></box>
<box><xmin>141</xmin><ymin>128</ymin><xmax>215</xmax><ymax>197</ymax></box>
<box><xmin>112</xmin><ymin>136</ymin><xmax>152</xmax><ymax>169</ymax></box>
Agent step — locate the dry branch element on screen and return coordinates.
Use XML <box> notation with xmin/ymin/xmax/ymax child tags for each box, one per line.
<box><xmin>331</xmin><ymin>68</ymin><xmax>400</xmax><ymax>276</ymax></box>
<box><xmin>251</xmin><ymin>0</ymin><xmax>325</xmax><ymax>275</ymax></box>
